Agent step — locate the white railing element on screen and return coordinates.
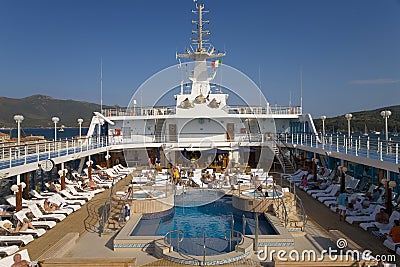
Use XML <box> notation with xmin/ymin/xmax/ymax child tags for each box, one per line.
<box><xmin>286</xmin><ymin>133</ymin><xmax>400</xmax><ymax>164</ymax></box>
<box><xmin>102</xmin><ymin>104</ymin><xmax>302</xmax><ymax>117</ymax></box>
<box><xmin>2</xmin><ymin>132</ymin><xmax>398</xmax><ymax>172</ymax></box>
<box><xmin>0</xmin><ymin>136</ymin><xmax>108</xmax><ymax>170</ymax></box>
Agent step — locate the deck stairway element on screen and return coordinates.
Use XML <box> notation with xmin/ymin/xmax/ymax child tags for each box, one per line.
<box><xmin>273</xmin><ymin>141</ymin><xmax>295</xmax><ymax>174</ymax></box>
<box><xmin>155</xmin><ymin>118</ymin><xmax>166</xmax><ymax>143</ymax></box>
<box><xmin>272</xmin><ymin>185</ymin><xmax>307</xmax><ymax>232</ymax></box>
<box><xmin>99</xmin><ymin>179</ymin><xmax>132</xmax><ymax>235</ymax></box>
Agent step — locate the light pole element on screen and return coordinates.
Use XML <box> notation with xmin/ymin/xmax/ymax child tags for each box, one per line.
<box><xmin>52</xmin><ymin>117</ymin><xmax>60</xmax><ymax>141</ymax></box>
<box><xmin>380</xmin><ymin>110</ymin><xmax>391</xmax><ymax>143</ymax></box>
<box><xmin>13</xmin><ymin>115</ymin><xmax>24</xmax><ymax>146</ymax></box>
<box><xmin>345</xmin><ymin>113</ymin><xmax>353</xmax><ymax>138</ymax></box>
<box><xmin>77</xmin><ymin>118</ymin><xmax>83</xmax><ymax>138</ymax></box>
<box><xmin>320</xmin><ymin>115</ymin><xmax>326</xmax><ymax>144</ymax></box>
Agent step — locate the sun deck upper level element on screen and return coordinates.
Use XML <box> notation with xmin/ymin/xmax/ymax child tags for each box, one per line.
<box><xmin>101</xmin><ymin>105</ymin><xmax>303</xmax><ymax>118</ymax></box>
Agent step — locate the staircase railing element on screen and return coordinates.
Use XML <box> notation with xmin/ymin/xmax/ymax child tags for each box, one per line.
<box><xmin>99</xmin><ymin>201</ymin><xmax>110</xmax><ymax>235</ymax></box>
<box><xmin>274</xmin><ymin>137</ymin><xmax>296</xmax><ymax>173</ymax></box>
<box><xmin>294</xmin><ymin>194</ymin><xmax>307</xmax><ymax>229</ymax></box>
<box><xmin>272</xmin><ymin>182</ymin><xmax>288</xmax><ymax>227</ymax></box>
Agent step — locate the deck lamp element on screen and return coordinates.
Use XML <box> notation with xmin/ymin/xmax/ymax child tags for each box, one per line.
<box><xmin>13</xmin><ymin>115</ymin><xmax>24</xmax><ymax>147</ymax></box>
<box><xmin>345</xmin><ymin>113</ymin><xmax>352</xmax><ymax>138</ymax></box>
<box><xmin>11</xmin><ymin>182</ymin><xmax>26</xmax><ymax>212</ymax></box>
<box><xmin>105</xmin><ymin>153</ymin><xmax>111</xmax><ymax>168</ymax></box>
<box><xmin>320</xmin><ymin>115</ymin><xmax>326</xmax><ymax>142</ymax></box>
<box><xmin>87</xmin><ymin>160</ymin><xmax>93</xmax><ymax>180</ymax></box>
<box><xmin>381</xmin><ymin>110</ymin><xmax>391</xmax><ymax>148</ymax></box>
<box><xmin>77</xmin><ymin>118</ymin><xmax>83</xmax><ymax>139</ymax></box>
<box><xmin>52</xmin><ymin>117</ymin><xmax>60</xmax><ymax>141</ymax></box>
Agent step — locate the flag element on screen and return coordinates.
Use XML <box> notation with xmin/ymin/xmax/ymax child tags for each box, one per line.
<box><xmin>211</xmin><ymin>59</ymin><xmax>222</xmax><ymax>68</ymax></box>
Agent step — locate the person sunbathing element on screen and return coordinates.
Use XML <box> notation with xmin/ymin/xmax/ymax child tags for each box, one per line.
<box><xmin>11</xmin><ymin>253</ymin><xmax>30</xmax><ymax>267</ymax></box>
<box><xmin>43</xmin><ymin>199</ymin><xmax>60</xmax><ymax>212</ymax></box>
<box><xmin>4</xmin><ymin>218</ymin><xmax>36</xmax><ymax>232</ymax></box>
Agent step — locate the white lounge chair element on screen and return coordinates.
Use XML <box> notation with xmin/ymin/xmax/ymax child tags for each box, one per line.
<box><xmin>59</xmin><ymin>190</ymin><xmax>89</xmax><ymax>202</ymax></box>
<box><xmin>27</xmin><ymin>203</ymin><xmax>66</xmax><ymax>222</ymax></box>
<box><xmin>383</xmin><ymin>237</ymin><xmax>400</xmax><ymax>251</ymax></box>
<box><xmin>36</xmin><ymin>199</ymin><xmax>73</xmax><ymax>216</ymax></box>
<box><xmin>0</xmin><ymin>234</ymin><xmax>34</xmax><ymax>246</ymax></box>
<box><xmin>361</xmin><ymin>211</ymin><xmax>400</xmax><ymax>234</ymax></box>
<box><xmin>0</xmin><ymin>220</ymin><xmax>46</xmax><ymax>237</ymax></box>
<box><xmin>345</xmin><ymin>205</ymin><xmax>384</xmax><ymax>224</ymax></box>
<box><xmin>47</xmin><ymin>194</ymin><xmax>82</xmax><ymax>211</ymax></box>
<box><xmin>14</xmin><ymin>210</ymin><xmax>56</xmax><ymax>229</ymax></box>
<box><xmin>313</xmin><ymin>185</ymin><xmax>339</xmax><ymax>199</ymax></box>
<box><xmin>307</xmin><ymin>184</ymin><xmax>335</xmax><ymax>195</ymax></box>
<box><xmin>66</xmin><ymin>185</ymin><xmax>94</xmax><ymax>199</ymax></box>
<box><xmin>0</xmin><ymin>245</ymin><xmax>19</xmax><ymax>257</ymax></box>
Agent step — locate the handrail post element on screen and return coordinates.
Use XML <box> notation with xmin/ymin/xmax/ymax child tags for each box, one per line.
<box><xmin>203</xmin><ymin>232</ymin><xmax>206</xmax><ymax>264</ymax></box>
<box><xmin>254</xmin><ymin>213</ymin><xmax>259</xmax><ymax>250</ymax></box>
<box><xmin>242</xmin><ymin>214</ymin><xmax>246</xmax><ymax>235</ymax></box>
<box><xmin>396</xmin><ymin>144</ymin><xmax>398</xmax><ymax>165</ymax></box>
<box><xmin>380</xmin><ymin>142</ymin><xmax>383</xmax><ymax>161</ymax></box>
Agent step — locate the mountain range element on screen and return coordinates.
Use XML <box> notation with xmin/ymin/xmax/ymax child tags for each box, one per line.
<box><xmin>313</xmin><ymin>105</ymin><xmax>400</xmax><ymax>134</ymax></box>
<box><xmin>0</xmin><ymin>95</ymin><xmax>105</xmax><ymax>128</ymax></box>
<box><xmin>0</xmin><ymin>95</ymin><xmax>399</xmax><ymax>133</ymax></box>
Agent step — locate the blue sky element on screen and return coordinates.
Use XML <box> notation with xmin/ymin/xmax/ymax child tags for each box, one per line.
<box><xmin>0</xmin><ymin>0</ymin><xmax>399</xmax><ymax>118</ymax></box>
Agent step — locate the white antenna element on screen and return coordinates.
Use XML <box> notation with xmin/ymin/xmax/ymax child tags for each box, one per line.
<box><xmin>258</xmin><ymin>65</ymin><xmax>262</xmax><ymax>107</ymax></box>
<box><xmin>100</xmin><ymin>58</ymin><xmax>103</xmax><ymax>113</ymax></box>
<box><xmin>300</xmin><ymin>66</ymin><xmax>303</xmax><ymax>113</ymax></box>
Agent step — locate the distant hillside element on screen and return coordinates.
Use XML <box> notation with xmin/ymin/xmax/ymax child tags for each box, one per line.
<box><xmin>313</xmin><ymin>105</ymin><xmax>400</xmax><ymax>133</ymax></box>
<box><xmin>0</xmin><ymin>95</ymin><xmax>108</xmax><ymax>128</ymax></box>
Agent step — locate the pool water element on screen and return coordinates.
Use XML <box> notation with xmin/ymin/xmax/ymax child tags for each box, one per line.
<box><xmin>131</xmin><ymin>196</ymin><xmax>277</xmax><ymax>238</ymax></box>
<box><xmin>241</xmin><ymin>189</ymin><xmax>283</xmax><ymax>198</ymax></box>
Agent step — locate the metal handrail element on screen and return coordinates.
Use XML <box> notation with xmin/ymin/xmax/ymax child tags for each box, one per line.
<box><xmin>272</xmin><ymin>182</ymin><xmax>288</xmax><ymax>227</ymax></box>
<box><xmin>224</xmin><ymin>229</ymin><xmax>244</xmax><ymax>252</ymax></box>
<box><xmin>164</xmin><ymin>230</ymin><xmax>184</xmax><ymax>252</ymax></box>
<box><xmin>294</xmin><ymin>194</ymin><xmax>307</xmax><ymax>229</ymax></box>
<box><xmin>99</xmin><ymin>200</ymin><xmax>110</xmax><ymax>235</ymax></box>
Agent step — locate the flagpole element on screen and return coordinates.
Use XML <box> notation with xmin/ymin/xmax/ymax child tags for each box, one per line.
<box><xmin>100</xmin><ymin>57</ymin><xmax>103</xmax><ymax>114</ymax></box>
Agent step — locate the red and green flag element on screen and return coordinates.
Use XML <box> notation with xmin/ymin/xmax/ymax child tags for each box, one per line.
<box><xmin>211</xmin><ymin>59</ymin><xmax>222</xmax><ymax>68</ymax></box>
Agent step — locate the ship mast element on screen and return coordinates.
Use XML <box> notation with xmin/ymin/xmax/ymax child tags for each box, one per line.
<box><xmin>176</xmin><ymin>2</ymin><xmax>225</xmax><ymax>98</ymax></box>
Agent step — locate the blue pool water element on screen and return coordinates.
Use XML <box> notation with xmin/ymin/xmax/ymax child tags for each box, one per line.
<box><xmin>131</xmin><ymin>195</ymin><xmax>277</xmax><ymax>238</ymax></box>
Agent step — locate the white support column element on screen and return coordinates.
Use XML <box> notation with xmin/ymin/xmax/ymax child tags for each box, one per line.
<box><xmin>396</xmin><ymin>144</ymin><xmax>398</xmax><ymax>164</ymax></box>
<box><xmin>380</xmin><ymin>142</ymin><xmax>383</xmax><ymax>161</ymax></box>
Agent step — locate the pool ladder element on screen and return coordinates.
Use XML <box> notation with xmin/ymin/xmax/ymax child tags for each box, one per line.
<box><xmin>224</xmin><ymin>229</ymin><xmax>244</xmax><ymax>252</ymax></box>
<box><xmin>164</xmin><ymin>230</ymin><xmax>184</xmax><ymax>252</ymax></box>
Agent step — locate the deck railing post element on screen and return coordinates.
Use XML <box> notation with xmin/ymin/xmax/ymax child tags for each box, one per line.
<box><xmin>336</xmin><ymin>134</ymin><xmax>339</xmax><ymax>152</ymax></box>
<box><xmin>355</xmin><ymin>140</ymin><xmax>358</xmax><ymax>156</ymax></box>
<box><xmin>9</xmin><ymin>148</ymin><xmax>12</xmax><ymax>168</ymax></box>
<box><xmin>380</xmin><ymin>142</ymin><xmax>383</xmax><ymax>161</ymax></box>
<box><xmin>396</xmin><ymin>144</ymin><xmax>398</xmax><ymax>164</ymax></box>
<box><xmin>24</xmin><ymin>145</ymin><xmax>27</xmax><ymax>164</ymax></box>
<box><xmin>367</xmin><ymin>137</ymin><xmax>370</xmax><ymax>158</ymax></box>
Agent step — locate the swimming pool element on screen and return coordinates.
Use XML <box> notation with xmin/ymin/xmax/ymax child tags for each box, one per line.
<box><xmin>131</xmin><ymin>196</ymin><xmax>277</xmax><ymax>238</ymax></box>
